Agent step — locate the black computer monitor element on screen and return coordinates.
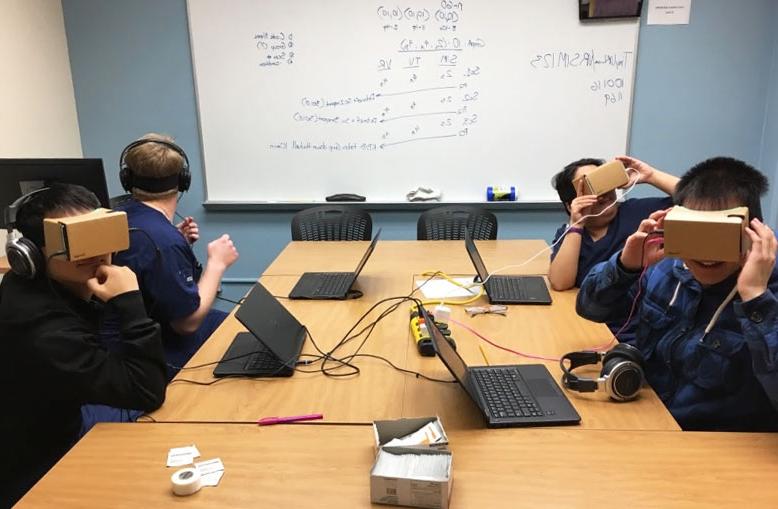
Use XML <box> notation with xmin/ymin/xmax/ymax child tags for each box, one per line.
<box><xmin>579</xmin><ymin>0</ymin><xmax>643</xmax><ymax>20</ymax></box>
<box><xmin>0</xmin><ymin>159</ymin><xmax>110</xmax><ymax>229</ymax></box>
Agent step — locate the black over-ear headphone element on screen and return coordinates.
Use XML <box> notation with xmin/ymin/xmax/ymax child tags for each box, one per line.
<box><xmin>119</xmin><ymin>138</ymin><xmax>191</xmax><ymax>193</ymax></box>
<box><xmin>559</xmin><ymin>343</ymin><xmax>645</xmax><ymax>401</ymax></box>
<box><xmin>4</xmin><ymin>188</ymin><xmax>50</xmax><ymax>279</ymax></box>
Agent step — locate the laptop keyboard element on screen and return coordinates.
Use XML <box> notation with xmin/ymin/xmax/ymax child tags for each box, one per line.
<box><xmin>472</xmin><ymin>368</ymin><xmax>543</xmax><ymax>418</ymax></box>
<box><xmin>313</xmin><ymin>272</ymin><xmax>352</xmax><ymax>296</ymax></box>
<box><xmin>244</xmin><ymin>349</ymin><xmax>285</xmax><ymax>373</ymax></box>
<box><xmin>487</xmin><ymin>276</ymin><xmax>529</xmax><ymax>301</ymax></box>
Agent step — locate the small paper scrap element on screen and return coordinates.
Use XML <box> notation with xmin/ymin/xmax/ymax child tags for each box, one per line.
<box><xmin>384</xmin><ymin>421</ymin><xmax>446</xmax><ymax>447</ymax></box>
<box><xmin>166</xmin><ymin>445</ymin><xmax>201</xmax><ymax>467</ymax></box>
<box><xmin>195</xmin><ymin>458</ymin><xmax>226</xmax><ymax>487</ymax></box>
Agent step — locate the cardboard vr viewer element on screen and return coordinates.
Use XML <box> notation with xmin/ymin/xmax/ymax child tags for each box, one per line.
<box><xmin>663</xmin><ymin>206</ymin><xmax>749</xmax><ymax>262</ymax></box>
<box><xmin>43</xmin><ymin>208</ymin><xmax>129</xmax><ymax>261</ymax></box>
<box><xmin>574</xmin><ymin>160</ymin><xmax>629</xmax><ymax>197</ymax></box>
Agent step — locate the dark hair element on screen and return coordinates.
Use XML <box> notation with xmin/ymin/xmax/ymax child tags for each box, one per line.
<box><xmin>675</xmin><ymin>157</ymin><xmax>768</xmax><ymax>221</ymax></box>
<box><xmin>15</xmin><ymin>183</ymin><xmax>101</xmax><ymax>247</ymax></box>
<box><xmin>551</xmin><ymin>158</ymin><xmax>605</xmax><ymax>214</ymax></box>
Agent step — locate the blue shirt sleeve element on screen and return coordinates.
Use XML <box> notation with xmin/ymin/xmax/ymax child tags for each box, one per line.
<box><xmin>576</xmin><ymin>250</ymin><xmax>644</xmax><ymax>323</ymax></box>
<box><xmin>113</xmin><ymin>200</ymin><xmax>202</xmax><ymax>327</ymax></box>
<box><xmin>734</xmin><ymin>288</ymin><xmax>778</xmax><ymax>412</ymax></box>
<box><xmin>147</xmin><ymin>243</ymin><xmax>201</xmax><ymax>323</ymax></box>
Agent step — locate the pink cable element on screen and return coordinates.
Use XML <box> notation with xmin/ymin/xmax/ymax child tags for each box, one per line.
<box><xmin>593</xmin><ymin>237</ymin><xmax>659</xmax><ymax>350</ymax></box>
<box><xmin>450</xmin><ymin>263</ymin><xmax>650</xmax><ymax>357</ymax></box>
<box><xmin>586</xmin><ymin>266</ymin><xmax>647</xmax><ymax>351</ymax></box>
<box><xmin>449</xmin><ymin>236</ymin><xmax>661</xmax><ymax>358</ymax></box>
<box><xmin>449</xmin><ymin>317</ymin><xmax>561</xmax><ymax>362</ymax></box>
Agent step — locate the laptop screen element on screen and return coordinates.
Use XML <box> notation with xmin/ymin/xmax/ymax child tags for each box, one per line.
<box><xmin>425</xmin><ymin>308</ymin><xmax>469</xmax><ymax>384</ymax></box>
<box><xmin>351</xmin><ymin>228</ymin><xmax>381</xmax><ymax>277</ymax></box>
<box><xmin>464</xmin><ymin>230</ymin><xmax>490</xmax><ymax>282</ymax></box>
<box><xmin>235</xmin><ymin>283</ymin><xmax>306</xmax><ymax>367</ymax></box>
<box><xmin>354</xmin><ymin>228</ymin><xmax>381</xmax><ymax>279</ymax></box>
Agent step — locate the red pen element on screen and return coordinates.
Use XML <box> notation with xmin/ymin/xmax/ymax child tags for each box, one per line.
<box><xmin>257</xmin><ymin>413</ymin><xmax>324</xmax><ymax>426</ymax></box>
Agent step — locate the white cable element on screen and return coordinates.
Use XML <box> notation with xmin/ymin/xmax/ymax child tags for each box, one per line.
<box><xmin>702</xmin><ymin>285</ymin><xmax>739</xmax><ymax>338</ymax></box>
<box><xmin>668</xmin><ymin>280</ymin><xmax>682</xmax><ymax>308</ymax></box>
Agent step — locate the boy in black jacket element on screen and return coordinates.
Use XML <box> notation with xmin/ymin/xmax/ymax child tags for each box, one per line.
<box><xmin>0</xmin><ymin>184</ymin><xmax>167</xmax><ymax>506</ymax></box>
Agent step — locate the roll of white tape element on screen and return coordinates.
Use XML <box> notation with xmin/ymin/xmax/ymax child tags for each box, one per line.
<box><xmin>171</xmin><ymin>467</ymin><xmax>202</xmax><ymax>496</ymax></box>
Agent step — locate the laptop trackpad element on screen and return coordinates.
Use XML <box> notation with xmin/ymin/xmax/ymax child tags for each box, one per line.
<box><xmin>527</xmin><ymin>378</ymin><xmax>559</xmax><ymax>398</ymax></box>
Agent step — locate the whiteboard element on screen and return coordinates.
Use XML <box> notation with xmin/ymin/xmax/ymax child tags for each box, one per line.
<box><xmin>187</xmin><ymin>0</ymin><xmax>640</xmax><ymax>203</ymax></box>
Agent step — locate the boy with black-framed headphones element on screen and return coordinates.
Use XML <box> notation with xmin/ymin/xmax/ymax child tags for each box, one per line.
<box><xmin>112</xmin><ymin>133</ymin><xmax>239</xmax><ymax>379</ymax></box>
<box><xmin>0</xmin><ymin>184</ymin><xmax>167</xmax><ymax>506</ymax></box>
<box><xmin>576</xmin><ymin>157</ymin><xmax>778</xmax><ymax>431</ymax></box>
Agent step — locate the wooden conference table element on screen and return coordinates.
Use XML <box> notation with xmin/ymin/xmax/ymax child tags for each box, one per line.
<box><xmin>22</xmin><ymin>240</ymin><xmax>777</xmax><ymax>507</ymax></box>
<box><xmin>0</xmin><ymin>255</ymin><xmax>9</xmax><ymax>274</ymax></box>
<box><xmin>151</xmin><ymin>240</ymin><xmax>678</xmax><ymax>431</ymax></box>
<box><xmin>18</xmin><ymin>422</ymin><xmax>778</xmax><ymax>508</ymax></box>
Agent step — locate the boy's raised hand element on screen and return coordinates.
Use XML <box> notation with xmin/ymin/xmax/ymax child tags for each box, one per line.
<box><xmin>87</xmin><ymin>265</ymin><xmax>140</xmax><ymax>302</ymax></box>
<box><xmin>738</xmin><ymin>218</ymin><xmax>777</xmax><ymax>302</ymax></box>
<box><xmin>569</xmin><ymin>178</ymin><xmax>597</xmax><ymax>226</ymax></box>
<box><xmin>177</xmin><ymin>216</ymin><xmax>200</xmax><ymax>244</ymax></box>
<box><xmin>207</xmin><ymin>234</ymin><xmax>239</xmax><ymax>271</ymax></box>
<box><xmin>619</xmin><ymin>209</ymin><xmax>670</xmax><ymax>271</ymax></box>
<box><xmin>617</xmin><ymin>155</ymin><xmax>656</xmax><ymax>187</ymax></box>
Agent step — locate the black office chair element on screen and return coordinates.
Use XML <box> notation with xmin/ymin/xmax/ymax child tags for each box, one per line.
<box><xmin>417</xmin><ymin>205</ymin><xmax>498</xmax><ymax>240</ymax></box>
<box><xmin>291</xmin><ymin>205</ymin><xmax>373</xmax><ymax>241</ymax></box>
<box><xmin>109</xmin><ymin>193</ymin><xmax>133</xmax><ymax>208</ymax></box>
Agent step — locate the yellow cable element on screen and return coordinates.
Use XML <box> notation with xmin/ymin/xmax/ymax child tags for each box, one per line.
<box><xmin>420</xmin><ymin>271</ymin><xmax>482</xmax><ymax>290</ymax></box>
<box><xmin>416</xmin><ymin>270</ymin><xmax>485</xmax><ymax>306</ymax></box>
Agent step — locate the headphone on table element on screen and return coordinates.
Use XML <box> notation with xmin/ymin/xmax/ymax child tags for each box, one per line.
<box><xmin>559</xmin><ymin>343</ymin><xmax>645</xmax><ymax>402</ymax></box>
<box><xmin>119</xmin><ymin>138</ymin><xmax>191</xmax><ymax>193</ymax></box>
<box><xmin>4</xmin><ymin>188</ymin><xmax>50</xmax><ymax>279</ymax></box>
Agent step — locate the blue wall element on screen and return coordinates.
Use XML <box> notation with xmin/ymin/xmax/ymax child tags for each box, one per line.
<box><xmin>630</xmin><ymin>0</ymin><xmax>776</xmax><ymax>171</ymax></box>
<box><xmin>760</xmin><ymin>3</ymin><xmax>778</xmax><ymax>224</ymax></box>
<box><xmin>61</xmin><ymin>0</ymin><xmax>778</xmax><ymax>302</ymax></box>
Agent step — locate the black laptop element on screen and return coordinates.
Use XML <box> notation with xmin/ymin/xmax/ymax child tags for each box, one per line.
<box><xmin>424</xmin><ymin>307</ymin><xmax>580</xmax><ymax>427</ymax></box>
<box><xmin>464</xmin><ymin>230</ymin><xmax>552</xmax><ymax>305</ymax></box>
<box><xmin>288</xmin><ymin>229</ymin><xmax>381</xmax><ymax>299</ymax></box>
<box><xmin>213</xmin><ymin>283</ymin><xmax>307</xmax><ymax>378</ymax></box>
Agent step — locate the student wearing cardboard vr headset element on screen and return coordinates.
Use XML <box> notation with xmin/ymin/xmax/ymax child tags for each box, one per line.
<box><xmin>0</xmin><ymin>184</ymin><xmax>167</xmax><ymax>506</ymax></box>
<box><xmin>577</xmin><ymin>157</ymin><xmax>778</xmax><ymax>431</ymax></box>
<box><xmin>112</xmin><ymin>134</ymin><xmax>239</xmax><ymax>379</ymax></box>
<box><xmin>549</xmin><ymin>156</ymin><xmax>679</xmax><ymax>292</ymax></box>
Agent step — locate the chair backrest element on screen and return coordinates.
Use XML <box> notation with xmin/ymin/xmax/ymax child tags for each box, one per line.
<box><xmin>291</xmin><ymin>205</ymin><xmax>373</xmax><ymax>241</ymax></box>
<box><xmin>417</xmin><ymin>205</ymin><xmax>498</xmax><ymax>240</ymax></box>
<box><xmin>109</xmin><ymin>193</ymin><xmax>133</xmax><ymax>208</ymax></box>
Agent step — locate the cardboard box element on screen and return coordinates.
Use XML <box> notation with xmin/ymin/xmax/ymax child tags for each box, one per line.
<box><xmin>370</xmin><ymin>417</ymin><xmax>452</xmax><ymax>508</ymax></box>
<box><xmin>574</xmin><ymin>160</ymin><xmax>629</xmax><ymax>196</ymax></box>
<box><xmin>370</xmin><ymin>446</ymin><xmax>453</xmax><ymax>509</ymax></box>
<box><xmin>663</xmin><ymin>206</ymin><xmax>749</xmax><ymax>262</ymax></box>
<box><xmin>44</xmin><ymin>208</ymin><xmax>129</xmax><ymax>261</ymax></box>
<box><xmin>373</xmin><ymin>417</ymin><xmax>449</xmax><ymax>451</ymax></box>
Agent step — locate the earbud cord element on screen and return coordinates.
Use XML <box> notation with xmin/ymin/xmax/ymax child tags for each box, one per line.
<box><xmin>701</xmin><ymin>285</ymin><xmax>739</xmax><ymax>341</ymax></box>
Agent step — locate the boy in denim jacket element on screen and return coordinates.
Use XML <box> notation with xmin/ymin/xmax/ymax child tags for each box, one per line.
<box><xmin>577</xmin><ymin>157</ymin><xmax>778</xmax><ymax>431</ymax></box>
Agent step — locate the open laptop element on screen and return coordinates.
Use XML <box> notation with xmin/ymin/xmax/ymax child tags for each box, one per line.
<box><xmin>289</xmin><ymin>229</ymin><xmax>381</xmax><ymax>299</ymax></box>
<box><xmin>424</xmin><ymin>307</ymin><xmax>580</xmax><ymax>427</ymax></box>
<box><xmin>464</xmin><ymin>230</ymin><xmax>552</xmax><ymax>305</ymax></box>
<box><xmin>213</xmin><ymin>282</ymin><xmax>307</xmax><ymax>378</ymax></box>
